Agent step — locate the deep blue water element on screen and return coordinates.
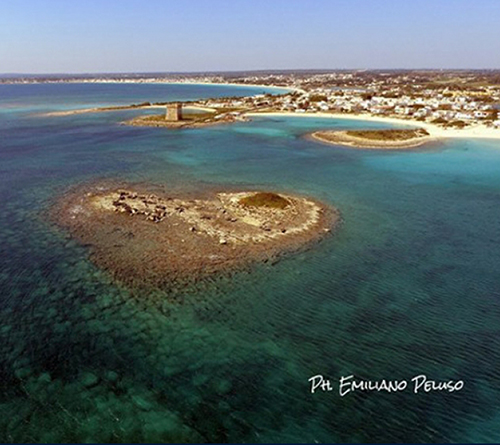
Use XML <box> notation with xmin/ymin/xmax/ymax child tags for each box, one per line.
<box><xmin>1</xmin><ymin>83</ymin><xmax>500</xmax><ymax>443</ymax></box>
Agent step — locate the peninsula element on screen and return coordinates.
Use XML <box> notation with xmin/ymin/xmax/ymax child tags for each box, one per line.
<box><xmin>53</xmin><ymin>182</ymin><xmax>337</xmax><ymax>288</ymax></box>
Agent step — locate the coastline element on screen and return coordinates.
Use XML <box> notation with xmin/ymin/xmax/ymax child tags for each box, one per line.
<box><xmin>156</xmin><ymin>80</ymin><xmax>296</xmax><ymax>93</ymax></box>
<box><xmin>33</xmin><ymin>80</ymin><xmax>499</xmax><ymax>141</ymax></box>
<box><xmin>37</xmin><ymin>81</ymin><xmax>293</xmax><ymax>117</ymax></box>
<box><xmin>247</xmin><ymin>111</ymin><xmax>500</xmax><ymax>141</ymax></box>
<box><xmin>8</xmin><ymin>78</ymin><xmax>295</xmax><ymax>94</ymax></box>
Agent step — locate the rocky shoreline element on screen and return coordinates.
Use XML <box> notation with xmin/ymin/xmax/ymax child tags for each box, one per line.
<box><xmin>52</xmin><ymin>182</ymin><xmax>338</xmax><ymax>289</ymax></box>
<box><xmin>122</xmin><ymin>112</ymin><xmax>249</xmax><ymax>129</ymax></box>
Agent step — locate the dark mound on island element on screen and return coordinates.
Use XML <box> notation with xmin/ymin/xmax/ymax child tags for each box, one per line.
<box><xmin>310</xmin><ymin>128</ymin><xmax>436</xmax><ymax>149</ymax></box>
<box><xmin>52</xmin><ymin>182</ymin><xmax>338</xmax><ymax>289</ymax></box>
<box><xmin>239</xmin><ymin>192</ymin><xmax>290</xmax><ymax>209</ymax></box>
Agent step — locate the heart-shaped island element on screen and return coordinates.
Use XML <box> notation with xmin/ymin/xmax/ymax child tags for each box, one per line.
<box><xmin>53</xmin><ymin>183</ymin><xmax>339</xmax><ymax>289</ymax></box>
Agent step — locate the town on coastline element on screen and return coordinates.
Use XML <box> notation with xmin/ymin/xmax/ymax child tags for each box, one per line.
<box><xmin>8</xmin><ymin>70</ymin><xmax>500</xmax><ymax>130</ymax></box>
<box><xmin>196</xmin><ymin>70</ymin><xmax>500</xmax><ymax>130</ymax></box>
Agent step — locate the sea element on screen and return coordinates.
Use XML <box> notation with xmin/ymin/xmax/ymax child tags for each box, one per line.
<box><xmin>0</xmin><ymin>82</ymin><xmax>500</xmax><ymax>443</ymax></box>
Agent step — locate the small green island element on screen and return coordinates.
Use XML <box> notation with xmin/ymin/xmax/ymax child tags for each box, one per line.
<box><xmin>310</xmin><ymin>128</ymin><xmax>435</xmax><ymax>149</ymax></box>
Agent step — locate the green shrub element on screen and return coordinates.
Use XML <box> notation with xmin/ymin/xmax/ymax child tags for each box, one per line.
<box><xmin>239</xmin><ymin>192</ymin><xmax>290</xmax><ymax>209</ymax></box>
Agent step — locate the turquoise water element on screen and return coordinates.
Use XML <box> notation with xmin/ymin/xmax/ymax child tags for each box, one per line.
<box><xmin>0</xmin><ymin>82</ymin><xmax>289</xmax><ymax>115</ymax></box>
<box><xmin>1</xmin><ymin>84</ymin><xmax>500</xmax><ymax>443</ymax></box>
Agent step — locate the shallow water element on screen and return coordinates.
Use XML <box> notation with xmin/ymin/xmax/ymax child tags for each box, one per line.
<box><xmin>1</xmin><ymin>84</ymin><xmax>500</xmax><ymax>443</ymax></box>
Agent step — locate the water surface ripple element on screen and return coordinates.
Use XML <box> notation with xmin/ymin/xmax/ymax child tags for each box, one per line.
<box><xmin>0</xmin><ymin>83</ymin><xmax>499</xmax><ymax>443</ymax></box>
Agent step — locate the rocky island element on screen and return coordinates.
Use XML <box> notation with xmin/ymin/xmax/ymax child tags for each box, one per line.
<box><xmin>123</xmin><ymin>109</ymin><xmax>248</xmax><ymax>129</ymax></box>
<box><xmin>122</xmin><ymin>102</ymin><xmax>250</xmax><ymax>129</ymax></box>
<box><xmin>53</xmin><ymin>183</ymin><xmax>337</xmax><ymax>288</ymax></box>
<box><xmin>310</xmin><ymin>128</ymin><xmax>435</xmax><ymax>149</ymax></box>
<box><xmin>44</xmin><ymin>102</ymin><xmax>251</xmax><ymax>129</ymax></box>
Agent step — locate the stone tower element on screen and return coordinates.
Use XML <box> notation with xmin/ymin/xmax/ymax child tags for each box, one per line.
<box><xmin>165</xmin><ymin>103</ymin><xmax>182</xmax><ymax>121</ymax></box>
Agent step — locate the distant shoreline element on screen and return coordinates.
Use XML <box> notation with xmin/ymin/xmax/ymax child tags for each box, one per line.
<box><xmin>1</xmin><ymin>78</ymin><xmax>294</xmax><ymax>93</ymax></box>
<box><xmin>31</xmin><ymin>80</ymin><xmax>500</xmax><ymax>141</ymax></box>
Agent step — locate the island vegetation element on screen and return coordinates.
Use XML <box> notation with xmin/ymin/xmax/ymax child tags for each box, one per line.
<box><xmin>239</xmin><ymin>192</ymin><xmax>290</xmax><ymax>209</ymax></box>
<box><xmin>310</xmin><ymin>128</ymin><xmax>435</xmax><ymax>149</ymax></box>
<box><xmin>344</xmin><ymin>128</ymin><xmax>429</xmax><ymax>141</ymax></box>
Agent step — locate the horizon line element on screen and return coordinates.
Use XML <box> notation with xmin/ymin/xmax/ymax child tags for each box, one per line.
<box><xmin>2</xmin><ymin>68</ymin><xmax>500</xmax><ymax>77</ymax></box>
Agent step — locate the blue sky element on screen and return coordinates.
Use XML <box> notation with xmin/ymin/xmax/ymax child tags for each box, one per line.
<box><xmin>1</xmin><ymin>0</ymin><xmax>499</xmax><ymax>73</ymax></box>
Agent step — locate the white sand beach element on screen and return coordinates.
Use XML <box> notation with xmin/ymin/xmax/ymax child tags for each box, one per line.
<box><xmin>247</xmin><ymin>111</ymin><xmax>500</xmax><ymax>141</ymax></box>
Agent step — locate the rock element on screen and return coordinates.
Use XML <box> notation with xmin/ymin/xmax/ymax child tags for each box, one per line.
<box><xmin>38</xmin><ymin>372</ymin><xmax>52</xmax><ymax>385</ymax></box>
<box><xmin>214</xmin><ymin>378</ymin><xmax>232</xmax><ymax>395</ymax></box>
<box><xmin>192</xmin><ymin>373</ymin><xmax>210</xmax><ymax>387</ymax></box>
<box><xmin>81</xmin><ymin>372</ymin><xmax>99</xmax><ymax>388</ymax></box>
<box><xmin>104</xmin><ymin>370</ymin><xmax>119</xmax><ymax>384</ymax></box>
<box><xmin>56</xmin><ymin>184</ymin><xmax>335</xmax><ymax>290</ymax></box>
<box><xmin>14</xmin><ymin>367</ymin><xmax>33</xmax><ymax>380</ymax></box>
<box><xmin>131</xmin><ymin>394</ymin><xmax>154</xmax><ymax>411</ymax></box>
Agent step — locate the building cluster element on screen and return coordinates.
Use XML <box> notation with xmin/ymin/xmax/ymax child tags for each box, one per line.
<box><xmin>4</xmin><ymin>70</ymin><xmax>500</xmax><ymax>128</ymax></box>
<box><xmin>278</xmin><ymin>89</ymin><xmax>499</xmax><ymax>127</ymax></box>
<box><xmin>225</xmin><ymin>71</ymin><xmax>500</xmax><ymax>128</ymax></box>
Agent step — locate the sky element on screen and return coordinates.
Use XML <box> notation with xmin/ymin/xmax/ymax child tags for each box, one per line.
<box><xmin>1</xmin><ymin>0</ymin><xmax>499</xmax><ymax>74</ymax></box>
